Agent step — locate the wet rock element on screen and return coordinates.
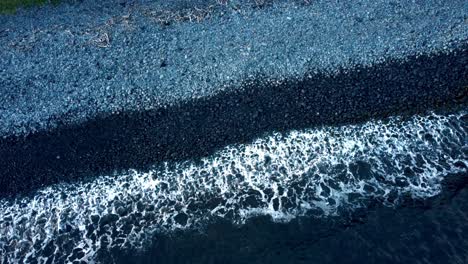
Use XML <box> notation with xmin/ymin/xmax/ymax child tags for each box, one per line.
<box><xmin>386</xmin><ymin>190</ymin><xmax>399</xmax><ymax>204</ymax></box>
<box><xmin>90</xmin><ymin>214</ymin><xmax>100</xmax><ymax>224</ymax></box>
<box><xmin>36</xmin><ymin>217</ymin><xmax>47</xmax><ymax>225</ymax></box>
<box><xmin>136</xmin><ymin>201</ymin><xmax>145</xmax><ymax>211</ymax></box>
<box><xmin>395</xmin><ymin>177</ymin><xmax>410</xmax><ymax>187</ymax></box>
<box><xmin>174</xmin><ymin>212</ymin><xmax>188</xmax><ymax>226</ymax></box>
<box><xmin>146</xmin><ymin>204</ymin><xmax>155</xmax><ymax>211</ymax></box>
<box><xmin>403</xmin><ymin>167</ymin><xmax>415</xmax><ymax>177</ymax></box>
<box><xmin>363</xmin><ymin>184</ymin><xmax>375</xmax><ymax>193</ymax></box>
<box><xmin>70</xmin><ymin>247</ymin><xmax>85</xmax><ymax>261</ymax></box>
<box><xmin>121</xmin><ymin>222</ymin><xmax>133</xmax><ymax>235</ymax></box>
<box><xmin>42</xmin><ymin>240</ymin><xmax>56</xmax><ymax>258</ymax></box>
<box><xmin>454</xmin><ymin>161</ymin><xmax>466</xmax><ymax>169</ymax></box>
<box><xmin>349</xmin><ymin>161</ymin><xmax>373</xmax><ymax>180</ymax></box>
<box><xmin>99</xmin><ymin>213</ymin><xmax>119</xmax><ymax>227</ymax></box>
<box><xmin>347</xmin><ymin>193</ymin><xmax>362</xmax><ymax>203</ymax></box>
<box><xmin>116</xmin><ymin>206</ymin><xmax>128</xmax><ymax>216</ymax></box>
<box><xmin>17</xmin><ymin>240</ymin><xmax>32</xmax><ymax>257</ymax></box>
<box><xmin>86</xmin><ymin>224</ymin><xmax>95</xmax><ymax>236</ymax></box>
<box><xmin>45</xmin><ymin>256</ymin><xmax>54</xmax><ymax>264</ymax></box>
<box><xmin>26</xmin><ymin>255</ymin><xmax>39</xmax><ymax>264</ymax></box>
<box><xmin>272</xmin><ymin>198</ymin><xmax>279</xmax><ymax>211</ymax></box>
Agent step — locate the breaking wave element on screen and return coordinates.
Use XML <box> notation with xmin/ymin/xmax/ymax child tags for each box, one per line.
<box><xmin>0</xmin><ymin>112</ymin><xmax>466</xmax><ymax>263</ymax></box>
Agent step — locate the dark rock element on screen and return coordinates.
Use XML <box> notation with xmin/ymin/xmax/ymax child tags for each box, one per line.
<box><xmin>121</xmin><ymin>223</ymin><xmax>133</xmax><ymax>235</ymax></box>
<box><xmin>272</xmin><ymin>198</ymin><xmax>279</xmax><ymax>211</ymax></box>
<box><xmin>174</xmin><ymin>212</ymin><xmax>188</xmax><ymax>226</ymax></box>
<box><xmin>70</xmin><ymin>247</ymin><xmax>85</xmax><ymax>261</ymax></box>
<box><xmin>349</xmin><ymin>161</ymin><xmax>373</xmax><ymax>180</ymax></box>
<box><xmin>136</xmin><ymin>201</ymin><xmax>145</xmax><ymax>211</ymax></box>
<box><xmin>454</xmin><ymin>161</ymin><xmax>466</xmax><ymax>169</ymax></box>
<box><xmin>395</xmin><ymin>177</ymin><xmax>410</xmax><ymax>187</ymax></box>
<box><xmin>86</xmin><ymin>224</ymin><xmax>95</xmax><ymax>236</ymax></box>
<box><xmin>146</xmin><ymin>204</ymin><xmax>155</xmax><ymax>211</ymax></box>
<box><xmin>42</xmin><ymin>240</ymin><xmax>55</xmax><ymax>258</ymax></box>
<box><xmin>99</xmin><ymin>213</ymin><xmax>119</xmax><ymax>227</ymax></box>
<box><xmin>90</xmin><ymin>214</ymin><xmax>100</xmax><ymax>224</ymax></box>
<box><xmin>116</xmin><ymin>206</ymin><xmax>128</xmax><ymax>216</ymax></box>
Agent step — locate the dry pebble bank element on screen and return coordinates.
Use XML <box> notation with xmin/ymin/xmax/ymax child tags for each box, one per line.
<box><xmin>0</xmin><ymin>0</ymin><xmax>467</xmax><ymax>137</ymax></box>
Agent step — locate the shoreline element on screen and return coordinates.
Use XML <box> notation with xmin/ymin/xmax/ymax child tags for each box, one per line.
<box><xmin>0</xmin><ymin>46</ymin><xmax>467</xmax><ymax>196</ymax></box>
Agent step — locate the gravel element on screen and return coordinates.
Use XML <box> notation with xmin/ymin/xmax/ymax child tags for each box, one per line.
<box><xmin>0</xmin><ymin>0</ymin><xmax>467</xmax><ymax>137</ymax></box>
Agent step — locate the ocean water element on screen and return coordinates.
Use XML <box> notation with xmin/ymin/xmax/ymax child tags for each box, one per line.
<box><xmin>1</xmin><ymin>111</ymin><xmax>466</xmax><ymax>263</ymax></box>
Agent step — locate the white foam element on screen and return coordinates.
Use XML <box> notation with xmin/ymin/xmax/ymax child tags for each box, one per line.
<box><xmin>0</xmin><ymin>112</ymin><xmax>466</xmax><ymax>262</ymax></box>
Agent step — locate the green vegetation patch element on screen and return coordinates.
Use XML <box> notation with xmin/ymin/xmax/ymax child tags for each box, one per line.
<box><xmin>0</xmin><ymin>0</ymin><xmax>61</xmax><ymax>14</ymax></box>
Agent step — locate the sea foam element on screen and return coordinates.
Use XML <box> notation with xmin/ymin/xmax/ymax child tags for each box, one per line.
<box><xmin>0</xmin><ymin>112</ymin><xmax>466</xmax><ymax>263</ymax></box>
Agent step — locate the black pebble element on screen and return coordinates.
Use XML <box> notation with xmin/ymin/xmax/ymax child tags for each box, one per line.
<box><xmin>99</xmin><ymin>213</ymin><xmax>119</xmax><ymax>227</ymax></box>
<box><xmin>174</xmin><ymin>212</ymin><xmax>188</xmax><ymax>226</ymax></box>
<box><xmin>90</xmin><ymin>214</ymin><xmax>100</xmax><ymax>224</ymax></box>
